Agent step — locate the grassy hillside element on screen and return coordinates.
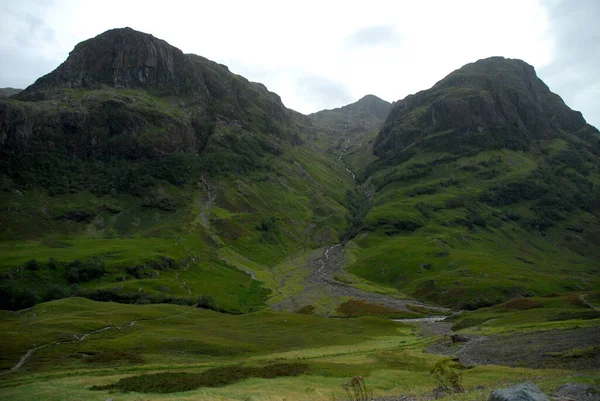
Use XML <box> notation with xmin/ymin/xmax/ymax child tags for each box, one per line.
<box><xmin>340</xmin><ymin>58</ymin><xmax>600</xmax><ymax>309</ymax></box>
<box><xmin>345</xmin><ymin>145</ymin><xmax>600</xmax><ymax>309</ymax></box>
<box><xmin>0</xmin><ymin>28</ymin><xmax>359</xmax><ymax>313</ymax></box>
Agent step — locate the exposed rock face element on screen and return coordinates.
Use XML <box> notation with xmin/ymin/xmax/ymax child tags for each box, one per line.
<box><xmin>374</xmin><ymin>57</ymin><xmax>597</xmax><ymax>156</ymax></box>
<box><xmin>488</xmin><ymin>382</ymin><xmax>550</xmax><ymax>401</ymax></box>
<box><xmin>2</xmin><ymin>28</ymin><xmax>305</xmax><ymax>159</ymax></box>
<box><xmin>552</xmin><ymin>383</ymin><xmax>600</xmax><ymax>401</ymax></box>
<box><xmin>21</xmin><ymin>28</ymin><xmax>200</xmax><ymax>95</ymax></box>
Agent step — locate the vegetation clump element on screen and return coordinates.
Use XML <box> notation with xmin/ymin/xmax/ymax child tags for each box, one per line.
<box><xmin>430</xmin><ymin>358</ymin><xmax>464</xmax><ymax>394</ymax></box>
<box><xmin>90</xmin><ymin>363</ymin><xmax>309</xmax><ymax>393</ymax></box>
<box><xmin>342</xmin><ymin>375</ymin><xmax>371</xmax><ymax>401</ymax></box>
<box><xmin>297</xmin><ymin>304</ymin><xmax>316</xmax><ymax>315</ymax></box>
<box><xmin>336</xmin><ymin>299</ymin><xmax>422</xmax><ymax>319</ymax></box>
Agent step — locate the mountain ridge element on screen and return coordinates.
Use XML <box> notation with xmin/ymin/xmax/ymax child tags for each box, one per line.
<box><xmin>0</xmin><ymin>27</ymin><xmax>599</xmax><ymax>313</ymax></box>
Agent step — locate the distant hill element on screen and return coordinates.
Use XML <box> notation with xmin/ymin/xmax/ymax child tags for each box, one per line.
<box><xmin>0</xmin><ymin>88</ymin><xmax>21</xmax><ymax>98</ymax></box>
<box><xmin>309</xmin><ymin>94</ymin><xmax>392</xmax><ymax>180</ymax></box>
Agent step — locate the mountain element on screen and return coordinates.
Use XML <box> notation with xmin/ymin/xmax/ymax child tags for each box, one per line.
<box><xmin>345</xmin><ymin>57</ymin><xmax>600</xmax><ymax>308</ymax></box>
<box><xmin>374</xmin><ymin>57</ymin><xmax>596</xmax><ymax>158</ymax></box>
<box><xmin>4</xmin><ymin>27</ymin><xmax>305</xmax><ymax>163</ymax></box>
<box><xmin>1</xmin><ymin>30</ymin><xmax>599</xmax><ymax>399</ymax></box>
<box><xmin>1</xmin><ymin>29</ymin><xmax>599</xmax><ymax>314</ymax></box>
<box><xmin>0</xmin><ymin>88</ymin><xmax>21</xmax><ymax>98</ymax></box>
<box><xmin>310</xmin><ymin>94</ymin><xmax>392</xmax><ymax>135</ymax></box>
<box><xmin>0</xmin><ymin>28</ymin><xmax>351</xmax><ymax>312</ymax></box>
<box><xmin>308</xmin><ymin>94</ymin><xmax>392</xmax><ymax>180</ymax></box>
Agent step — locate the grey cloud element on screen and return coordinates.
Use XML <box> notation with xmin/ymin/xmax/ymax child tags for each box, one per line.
<box><xmin>2</xmin><ymin>3</ymin><xmax>56</xmax><ymax>47</ymax></box>
<box><xmin>0</xmin><ymin>45</ymin><xmax>57</xmax><ymax>88</ymax></box>
<box><xmin>223</xmin><ymin>59</ymin><xmax>276</xmax><ymax>82</ymax></box>
<box><xmin>0</xmin><ymin>2</ymin><xmax>60</xmax><ymax>88</ymax></box>
<box><xmin>345</xmin><ymin>25</ymin><xmax>401</xmax><ymax>48</ymax></box>
<box><xmin>296</xmin><ymin>75</ymin><xmax>353</xmax><ymax>110</ymax></box>
<box><xmin>539</xmin><ymin>0</ymin><xmax>600</xmax><ymax>129</ymax></box>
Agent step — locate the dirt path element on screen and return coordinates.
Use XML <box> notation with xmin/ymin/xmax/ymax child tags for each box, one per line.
<box><xmin>4</xmin><ymin>309</ymin><xmax>193</xmax><ymax>374</ymax></box>
<box><xmin>4</xmin><ymin>324</ymin><xmax>123</xmax><ymax>374</ymax></box>
<box><xmin>580</xmin><ymin>294</ymin><xmax>599</xmax><ymax>310</ymax></box>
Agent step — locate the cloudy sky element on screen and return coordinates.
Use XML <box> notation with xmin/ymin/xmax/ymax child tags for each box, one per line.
<box><xmin>1</xmin><ymin>0</ymin><xmax>598</xmax><ymax>128</ymax></box>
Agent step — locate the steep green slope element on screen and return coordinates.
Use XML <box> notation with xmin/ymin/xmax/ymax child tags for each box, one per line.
<box><xmin>345</xmin><ymin>57</ymin><xmax>600</xmax><ymax>309</ymax></box>
<box><xmin>0</xmin><ymin>28</ymin><xmax>350</xmax><ymax>312</ymax></box>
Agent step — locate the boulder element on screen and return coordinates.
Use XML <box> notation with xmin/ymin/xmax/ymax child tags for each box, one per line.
<box><xmin>552</xmin><ymin>383</ymin><xmax>599</xmax><ymax>401</ymax></box>
<box><xmin>489</xmin><ymin>382</ymin><xmax>550</xmax><ymax>401</ymax></box>
<box><xmin>451</xmin><ymin>334</ymin><xmax>471</xmax><ymax>344</ymax></box>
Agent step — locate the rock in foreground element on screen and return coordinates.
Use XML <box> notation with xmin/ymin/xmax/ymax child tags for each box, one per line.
<box><xmin>489</xmin><ymin>382</ymin><xmax>550</xmax><ymax>401</ymax></box>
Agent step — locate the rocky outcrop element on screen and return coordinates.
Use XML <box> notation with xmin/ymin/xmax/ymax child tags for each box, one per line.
<box><xmin>20</xmin><ymin>28</ymin><xmax>201</xmax><ymax>96</ymax></box>
<box><xmin>552</xmin><ymin>383</ymin><xmax>600</xmax><ymax>401</ymax></box>
<box><xmin>1</xmin><ymin>28</ymin><xmax>306</xmax><ymax>160</ymax></box>
<box><xmin>488</xmin><ymin>382</ymin><xmax>551</xmax><ymax>401</ymax></box>
<box><xmin>374</xmin><ymin>57</ymin><xmax>598</xmax><ymax>156</ymax></box>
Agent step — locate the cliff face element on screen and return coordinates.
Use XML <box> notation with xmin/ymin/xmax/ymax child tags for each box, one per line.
<box><xmin>374</xmin><ymin>57</ymin><xmax>596</xmax><ymax>157</ymax></box>
<box><xmin>20</xmin><ymin>28</ymin><xmax>200</xmax><ymax>95</ymax></box>
<box><xmin>1</xmin><ymin>28</ymin><xmax>306</xmax><ymax>161</ymax></box>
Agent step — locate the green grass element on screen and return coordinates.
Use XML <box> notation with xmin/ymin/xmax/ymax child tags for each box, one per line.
<box><xmin>344</xmin><ymin>145</ymin><xmax>600</xmax><ymax>308</ymax></box>
<box><xmin>449</xmin><ymin>291</ymin><xmax>600</xmax><ymax>333</ymax></box>
<box><xmin>0</xmin><ymin>298</ymin><xmax>406</xmax><ymax>371</ymax></box>
<box><xmin>1</xmin><ymin>298</ymin><xmax>599</xmax><ymax>401</ymax></box>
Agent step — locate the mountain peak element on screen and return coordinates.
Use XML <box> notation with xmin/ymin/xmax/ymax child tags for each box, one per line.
<box><xmin>21</xmin><ymin>27</ymin><xmax>190</xmax><ymax>95</ymax></box>
<box><xmin>311</xmin><ymin>94</ymin><xmax>391</xmax><ymax>119</ymax></box>
<box><xmin>374</xmin><ymin>56</ymin><xmax>595</xmax><ymax>157</ymax></box>
<box><xmin>357</xmin><ymin>94</ymin><xmax>385</xmax><ymax>102</ymax></box>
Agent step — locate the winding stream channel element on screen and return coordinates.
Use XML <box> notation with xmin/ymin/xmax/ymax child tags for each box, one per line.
<box><xmin>338</xmin><ymin>126</ymin><xmax>356</xmax><ymax>180</ymax></box>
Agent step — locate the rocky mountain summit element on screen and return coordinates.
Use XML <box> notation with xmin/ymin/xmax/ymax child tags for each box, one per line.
<box><xmin>0</xmin><ymin>27</ymin><xmax>314</xmax><ymax>198</ymax></box>
<box><xmin>375</xmin><ymin>57</ymin><xmax>598</xmax><ymax>157</ymax></box>
<box><xmin>21</xmin><ymin>28</ymin><xmax>191</xmax><ymax>93</ymax></box>
<box><xmin>310</xmin><ymin>94</ymin><xmax>391</xmax><ymax>135</ymax></box>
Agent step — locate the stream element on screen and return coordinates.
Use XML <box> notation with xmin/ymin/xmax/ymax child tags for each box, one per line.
<box><xmin>339</xmin><ymin>126</ymin><xmax>356</xmax><ymax>180</ymax></box>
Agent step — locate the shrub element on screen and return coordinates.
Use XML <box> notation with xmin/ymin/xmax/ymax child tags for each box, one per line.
<box><xmin>44</xmin><ymin>284</ymin><xmax>70</xmax><ymax>301</ymax></box>
<box><xmin>67</xmin><ymin>258</ymin><xmax>105</xmax><ymax>283</ymax></box>
<box><xmin>24</xmin><ymin>259</ymin><xmax>39</xmax><ymax>271</ymax></box>
<box><xmin>336</xmin><ymin>299</ymin><xmax>420</xmax><ymax>319</ymax></box>
<box><xmin>342</xmin><ymin>375</ymin><xmax>371</xmax><ymax>401</ymax></box>
<box><xmin>196</xmin><ymin>295</ymin><xmax>218</xmax><ymax>311</ymax></box>
<box><xmin>498</xmin><ymin>298</ymin><xmax>543</xmax><ymax>311</ymax></box>
<box><xmin>430</xmin><ymin>358</ymin><xmax>464</xmax><ymax>394</ymax></box>
<box><xmin>297</xmin><ymin>305</ymin><xmax>316</xmax><ymax>315</ymax></box>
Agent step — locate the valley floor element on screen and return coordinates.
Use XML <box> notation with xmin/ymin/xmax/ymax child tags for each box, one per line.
<box><xmin>0</xmin><ymin>296</ymin><xmax>598</xmax><ymax>401</ymax></box>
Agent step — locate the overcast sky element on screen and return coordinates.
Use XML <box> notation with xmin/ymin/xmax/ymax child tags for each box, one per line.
<box><xmin>1</xmin><ymin>0</ymin><xmax>598</xmax><ymax>128</ymax></box>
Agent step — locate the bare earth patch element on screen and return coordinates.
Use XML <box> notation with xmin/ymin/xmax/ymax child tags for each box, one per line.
<box><xmin>426</xmin><ymin>326</ymin><xmax>600</xmax><ymax>370</ymax></box>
